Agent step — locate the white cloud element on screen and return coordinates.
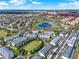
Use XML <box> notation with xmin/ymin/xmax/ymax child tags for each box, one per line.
<box><xmin>9</xmin><ymin>0</ymin><xmax>26</xmax><ymax>6</ymax></box>
<box><xmin>32</xmin><ymin>1</ymin><xmax>42</xmax><ymax>5</ymax></box>
<box><xmin>58</xmin><ymin>3</ymin><xmax>67</xmax><ymax>7</ymax></box>
<box><xmin>0</xmin><ymin>1</ymin><xmax>8</xmax><ymax>7</ymax></box>
<box><xmin>0</xmin><ymin>4</ymin><xmax>32</xmax><ymax>10</ymax></box>
<box><xmin>71</xmin><ymin>2</ymin><xmax>79</xmax><ymax>6</ymax></box>
<box><xmin>58</xmin><ymin>1</ymin><xmax>79</xmax><ymax>8</ymax></box>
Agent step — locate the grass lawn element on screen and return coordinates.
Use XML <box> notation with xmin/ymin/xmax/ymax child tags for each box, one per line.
<box><xmin>0</xmin><ymin>30</ymin><xmax>8</xmax><ymax>38</ymax></box>
<box><xmin>24</xmin><ymin>40</ymin><xmax>42</xmax><ymax>52</ymax></box>
<box><xmin>32</xmin><ymin>20</ymin><xmax>42</xmax><ymax>30</ymax></box>
<box><xmin>9</xmin><ymin>45</ymin><xmax>20</xmax><ymax>55</ymax></box>
<box><xmin>11</xmin><ymin>31</ymin><xmax>18</xmax><ymax>35</ymax></box>
<box><xmin>74</xmin><ymin>42</ymin><xmax>79</xmax><ymax>59</ymax></box>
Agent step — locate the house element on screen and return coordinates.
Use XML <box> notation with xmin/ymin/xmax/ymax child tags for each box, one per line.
<box><xmin>50</xmin><ymin>36</ymin><xmax>60</xmax><ymax>46</ymax></box>
<box><xmin>39</xmin><ymin>44</ymin><xmax>53</xmax><ymax>57</ymax></box>
<box><xmin>44</xmin><ymin>31</ymin><xmax>54</xmax><ymax>35</ymax></box>
<box><xmin>31</xmin><ymin>55</ymin><xmax>42</xmax><ymax>59</ymax></box>
<box><xmin>4</xmin><ymin>34</ymin><xmax>19</xmax><ymax>42</ymax></box>
<box><xmin>23</xmin><ymin>33</ymin><xmax>36</xmax><ymax>38</ymax></box>
<box><xmin>38</xmin><ymin>34</ymin><xmax>51</xmax><ymax>39</ymax></box>
<box><xmin>71</xmin><ymin>32</ymin><xmax>78</xmax><ymax>37</ymax></box>
<box><xmin>61</xmin><ymin>46</ymin><xmax>73</xmax><ymax>59</ymax></box>
<box><xmin>67</xmin><ymin>37</ymin><xmax>76</xmax><ymax>47</ymax></box>
<box><xmin>15</xmin><ymin>55</ymin><xmax>25</xmax><ymax>59</ymax></box>
<box><xmin>59</xmin><ymin>32</ymin><xmax>68</xmax><ymax>38</ymax></box>
<box><xmin>26</xmin><ymin>34</ymin><xmax>36</xmax><ymax>38</ymax></box>
<box><xmin>11</xmin><ymin>37</ymin><xmax>27</xmax><ymax>46</ymax></box>
<box><xmin>32</xmin><ymin>30</ymin><xmax>39</xmax><ymax>34</ymax></box>
<box><xmin>0</xmin><ymin>46</ymin><xmax>14</xmax><ymax>59</ymax></box>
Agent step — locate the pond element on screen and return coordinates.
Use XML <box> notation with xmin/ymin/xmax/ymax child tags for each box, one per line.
<box><xmin>36</xmin><ymin>22</ymin><xmax>54</xmax><ymax>28</ymax></box>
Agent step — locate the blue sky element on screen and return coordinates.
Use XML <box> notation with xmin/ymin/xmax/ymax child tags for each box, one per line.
<box><xmin>0</xmin><ymin>0</ymin><xmax>79</xmax><ymax>9</ymax></box>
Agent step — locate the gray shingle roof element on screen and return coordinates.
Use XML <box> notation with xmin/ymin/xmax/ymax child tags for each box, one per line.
<box><xmin>39</xmin><ymin>44</ymin><xmax>53</xmax><ymax>57</ymax></box>
<box><xmin>67</xmin><ymin>37</ymin><xmax>76</xmax><ymax>47</ymax></box>
<box><xmin>70</xmin><ymin>49</ymin><xmax>75</xmax><ymax>59</ymax></box>
<box><xmin>11</xmin><ymin>37</ymin><xmax>27</xmax><ymax>46</ymax></box>
<box><xmin>31</xmin><ymin>55</ymin><xmax>42</xmax><ymax>59</ymax></box>
<box><xmin>61</xmin><ymin>46</ymin><xmax>73</xmax><ymax>59</ymax></box>
<box><xmin>0</xmin><ymin>46</ymin><xmax>14</xmax><ymax>59</ymax></box>
<box><xmin>38</xmin><ymin>34</ymin><xmax>50</xmax><ymax>39</ymax></box>
<box><xmin>50</xmin><ymin>36</ymin><xmax>60</xmax><ymax>46</ymax></box>
<box><xmin>4</xmin><ymin>34</ymin><xmax>19</xmax><ymax>42</ymax></box>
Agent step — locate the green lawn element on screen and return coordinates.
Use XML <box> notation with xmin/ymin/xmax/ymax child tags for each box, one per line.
<box><xmin>24</xmin><ymin>40</ymin><xmax>42</xmax><ymax>52</ymax></box>
<box><xmin>32</xmin><ymin>20</ymin><xmax>42</xmax><ymax>30</ymax></box>
<box><xmin>0</xmin><ymin>30</ymin><xmax>8</xmax><ymax>38</ymax></box>
<box><xmin>74</xmin><ymin>42</ymin><xmax>79</xmax><ymax>59</ymax></box>
<box><xmin>9</xmin><ymin>45</ymin><xmax>20</xmax><ymax>55</ymax></box>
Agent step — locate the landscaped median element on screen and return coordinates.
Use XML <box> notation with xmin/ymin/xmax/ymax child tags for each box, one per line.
<box><xmin>23</xmin><ymin>40</ymin><xmax>43</xmax><ymax>54</ymax></box>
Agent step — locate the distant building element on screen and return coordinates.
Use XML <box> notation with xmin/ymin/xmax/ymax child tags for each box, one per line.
<box><xmin>39</xmin><ymin>44</ymin><xmax>53</xmax><ymax>57</ymax></box>
<box><xmin>48</xmin><ymin>12</ymin><xmax>57</xmax><ymax>15</ymax></box>
<box><xmin>50</xmin><ymin>36</ymin><xmax>60</xmax><ymax>46</ymax></box>
<box><xmin>0</xmin><ymin>46</ymin><xmax>14</xmax><ymax>59</ymax></box>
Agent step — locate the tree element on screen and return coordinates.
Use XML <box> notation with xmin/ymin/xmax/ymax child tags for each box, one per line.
<box><xmin>0</xmin><ymin>37</ymin><xmax>4</xmax><ymax>46</ymax></box>
<box><xmin>55</xmin><ymin>31</ymin><xmax>59</xmax><ymax>36</ymax></box>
